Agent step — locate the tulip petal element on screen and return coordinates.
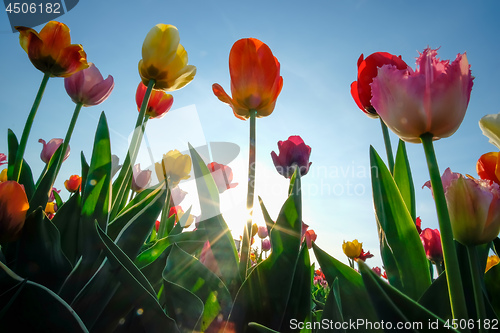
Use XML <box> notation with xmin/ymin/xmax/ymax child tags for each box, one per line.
<box><xmin>480</xmin><ymin>112</ymin><xmax>500</xmax><ymax>149</ymax></box>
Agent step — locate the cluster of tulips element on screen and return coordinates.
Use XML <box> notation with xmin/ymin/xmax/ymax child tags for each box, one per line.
<box><xmin>0</xmin><ymin>19</ymin><xmax>499</xmax><ymax>333</ymax></box>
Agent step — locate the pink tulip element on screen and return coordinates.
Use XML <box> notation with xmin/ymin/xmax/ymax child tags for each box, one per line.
<box><xmin>131</xmin><ymin>164</ymin><xmax>152</xmax><ymax>193</ymax></box>
<box><xmin>206</xmin><ymin>162</ymin><xmax>238</xmax><ymax>193</ymax></box>
<box><xmin>420</xmin><ymin>228</ymin><xmax>443</xmax><ymax>262</ymax></box>
<box><xmin>0</xmin><ymin>153</ymin><xmax>6</xmax><ymax>166</ymax></box>
<box><xmin>39</xmin><ymin>138</ymin><xmax>70</xmax><ymax>164</ymax></box>
<box><xmin>371</xmin><ymin>47</ymin><xmax>473</xmax><ymax>143</ymax></box>
<box><xmin>424</xmin><ymin>168</ymin><xmax>500</xmax><ymax>245</ymax></box>
<box><xmin>262</xmin><ymin>239</ymin><xmax>271</xmax><ymax>252</ymax></box>
<box><xmin>257</xmin><ymin>225</ymin><xmax>268</xmax><ymax>239</ymax></box>
<box><xmin>64</xmin><ymin>63</ymin><xmax>114</xmax><ymax>107</ymax></box>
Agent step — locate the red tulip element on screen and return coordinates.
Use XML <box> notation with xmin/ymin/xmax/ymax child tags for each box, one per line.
<box><xmin>420</xmin><ymin>228</ymin><xmax>443</xmax><ymax>262</ymax></box>
<box><xmin>206</xmin><ymin>162</ymin><xmax>238</xmax><ymax>193</ymax></box>
<box><xmin>305</xmin><ymin>229</ymin><xmax>317</xmax><ymax>249</ymax></box>
<box><xmin>0</xmin><ymin>153</ymin><xmax>6</xmax><ymax>166</ymax></box>
<box><xmin>136</xmin><ymin>82</ymin><xmax>174</xmax><ymax>119</ymax></box>
<box><xmin>351</xmin><ymin>52</ymin><xmax>409</xmax><ymax>118</ymax></box>
<box><xmin>213</xmin><ymin>38</ymin><xmax>283</xmax><ymax>120</ymax></box>
<box><xmin>271</xmin><ymin>135</ymin><xmax>312</xmax><ymax>178</ymax></box>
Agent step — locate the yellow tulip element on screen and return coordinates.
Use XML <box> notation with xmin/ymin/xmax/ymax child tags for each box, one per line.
<box><xmin>139</xmin><ymin>24</ymin><xmax>196</xmax><ymax>91</ymax></box>
<box><xmin>342</xmin><ymin>239</ymin><xmax>363</xmax><ymax>259</ymax></box>
<box><xmin>486</xmin><ymin>255</ymin><xmax>499</xmax><ymax>273</ymax></box>
<box><xmin>155</xmin><ymin>150</ymin><xmax>191</xmax><ymax>187</ymax></box>
<box><xmin>480</xmin><ymin>112</ymin><xmax>500</xmax><ymax>149</ymax></box>
<box><xmin>0</xmin><ymin>169</ymin><xmax>7</xmax><ymax>182</ymax></box>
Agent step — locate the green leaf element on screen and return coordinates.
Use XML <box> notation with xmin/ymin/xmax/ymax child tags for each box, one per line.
<box><xmin>80</xmin><ymin>112</ymin><xmax>111</xmax><ymax>231</ymax></box>
<box><xmin>11</xmin><ymin>207</ymin><xmax>72</xmax><ymax>292</ymax></box>
<box><xmin>318</xmin><ymin>278</ymin><xmax>346</xmax><ymax>333</ymax></box>
<box><xmin>281</xmin><ymin>244</ymin><xmax>312</xmax><ymax>331</ymax></box>
<box><xmin>108</xmin><ymin>183</ymin><xmax>163</xmax><ymax>234</ymax></box>
<box><xmin>80</xmin><ymin>152</ymin><xmax>89</xmax><ymax>194</ymax></box>
<box><xmin>358</xmin><ymin>261</ymin><xmax>457</xmax><ymax>332</ymax></box>
<box><xmin>370</xmin><ymin>146</ymin><xmax>431</xmax><ymax>299</ymax></box>
<box><xmin>259</xmin><ymin>196</ymin><xmax>275</xmax><ymax>237</ymax></box>
<box><xmin>189</xmin><ymin>143</ymin><xmax>240</xmax><ymax>292</ymax></box>
<box><xmin>0</xmin><ymin>261</ymin><xmax>88</xmax><ymax>332</ymax></box>
<box><xmin>485</xmin><ymin>259</ymin><xmax>500</xmax><ymax>317</ymax></box>
<box><xmin>248</xmin><ymin>322</ymin><xmax>281</xmax><ymax>333</ymax></box>
<box><xmin>6</xmin><ymin>129</ymin><xmax>35</xmax><ymax>198</ymax></box>
<box><xmin>28</xmin><ymin>144</ymin><xmax>63</xmax><ymax>215</ymax></box>
<box><xmin>52</xmin><ymin>192</ymin><xmax>82</xmax><ymax>266</ymax></box>
<box><xmin>72</xmin><ymin>222</ymin><xmax>178</xmax><ymax>332</ymax></box>
<box><xmin>163</xmin><ymin>245</ymin><xmax>233</xmax><ymax>332</ymax></box>
<box><xmin>135</xmin><ymin>230</ymin><xmax>206</xmax><ymax>269</ymax></box>
<box><xmin>418</xmin><ymin>273</ymin><xmax>452</xmax><ymax>321</ymax></box>
<box><xmin>53</xmin><ymin>189</ymin><xmax>64</xmax><ymax>209</ymax></box>
<box><xmin>393</xmin><ymin>140</ymin><xmax>416</xmax><ymax>221</ymax></box>
<box><xmin>58</xmin><ymin>113</ymin><xmax>112</xmax><ymax>305</ymax></box>
<box><xmin>312</xmin><ymin>243</ymin><xmax>381</xmax><ymax>332</ymax></box>
<box><xmin>162</xmin><ymin>280</ymin><xmax>203</xmax><ymax>333</ymax></box>
<box><xmin>229</xmin><ymin>170</ymin><xmax>302</xmax><ymax>332</ymax></box>
<box><xmin>114</xmin><ymin>185</ymin><xmax>166</xmax><ymax>260</ymax></box>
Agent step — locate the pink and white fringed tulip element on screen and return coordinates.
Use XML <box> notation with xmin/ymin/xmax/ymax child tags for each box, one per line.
<box><xmin>64</xmin><ymin>63</ymin><xmax>114</xmax><ymax>106</ymax></box>
<box><xmin>371</xmin><ymin>48</ymin><xmax>473</xmax><ymax>143</ymax></box>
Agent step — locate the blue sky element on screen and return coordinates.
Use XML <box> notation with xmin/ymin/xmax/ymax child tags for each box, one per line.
<box><xmin>1</xmin><ymin>0</ymin><xmax>499</xmax><ymax>268</ymax></box>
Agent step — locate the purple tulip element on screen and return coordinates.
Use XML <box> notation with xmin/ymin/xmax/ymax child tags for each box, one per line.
<box><xmin>64</xmin><ymin>63</ymin><xmax>114</xmax><ymax>106</ymax></box>
<box><xmin>39</xmin><ymin>138</ymin><xmax>70</xmax><ymax>164</ymax></box>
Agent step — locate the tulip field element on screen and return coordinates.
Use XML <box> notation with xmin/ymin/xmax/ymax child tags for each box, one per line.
<box><xmin>0</xmin><ymin>5</ymin><xmax>500</xmax><ymax>333</ymax></box>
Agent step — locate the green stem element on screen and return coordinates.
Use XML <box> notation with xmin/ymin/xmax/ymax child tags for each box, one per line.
<box><xmin>467</xmin><ymin>245</ymin><xmax>487</xmax><ymax>330</ymax></box>
<box><xmin>55</xmin><ymin>103</ymin><xmax>83</xmax><ymax>176</ymax></box>
<box><xmin>380</xmin><ymin>118</ymin><xmax>394</xmax><ymax>174</ymax></box>
<box><xmin>12</xmin><ymin>72</ymin><xmax>50</xmax><ymax>181</ymax></box>
<box><xmin>111</xmin><ymin>79</ymin><xmax>155</xmax><ymax>218</ymax></box>
<box><xmin>158</xmin><ymin>178</ymin><xmax>172</xmax><ymax>238</ymax></box>
<box><xmin>239</xmin><ymin>109</ymin><xmax>257</xmax><ymax>279</ymax></box>
<box><xmin>421</xmin><ymin>133</ymin><xmax>469</xmax><ymax>325</ymax></box>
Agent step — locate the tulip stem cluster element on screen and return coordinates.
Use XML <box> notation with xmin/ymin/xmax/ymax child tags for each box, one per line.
<box><xmin>379</xmin><ymin>118</ymin><xmax>394</xmax><ymax>173</ymax></box>
<box><xmin>12</xmin><ymin>72</ymin><xmax>50</xmax><ymax>182</ymax></box>
<box><xmin>239</xmin><ymin>109</ymin><xmax>257</xmax><ymax>278</ymax></box>
<box><xmin>421</xmin><ymin>133</ymin><xmax>469</xmax><ymax>325</ymax></box>
<box><xmin>467</xmin><ymin>245</ymin><xmax>487</xmax><ymax>332</ymax></box>
<box><xmin>111</xmin><ymin>79</ymin><xmax>155</xmax><ymax>218</ymax></box>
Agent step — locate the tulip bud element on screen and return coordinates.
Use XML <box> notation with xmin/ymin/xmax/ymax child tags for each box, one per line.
<box><xmin>342</xmin><ymin>239</ymin><xmax>363</xmax><ymax>259</ymax></box>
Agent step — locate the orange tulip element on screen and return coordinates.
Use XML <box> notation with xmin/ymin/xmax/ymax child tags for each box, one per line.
<box><xmin>0</xmin><ymin>181</ymin><xmax>29</xmax><ymax>243</ymax></box>
<box><xmin>212</xmin><ymin>38</ymin><xmax>283</xmax><ymax>120</ymax></box>
<box><xmin>477</xmin><ymin>152</ymin><xmax>500</xmax><ymax>185</ymax></box>
<box><xmin>64</xmin><ymin>174</ymin><xmax>82</xmax><ymax>193</ymax></box>
<box><xmin>16</xmin><ymin>21</ymin><xmax>88</xmax><ymax>77</ymax></box>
